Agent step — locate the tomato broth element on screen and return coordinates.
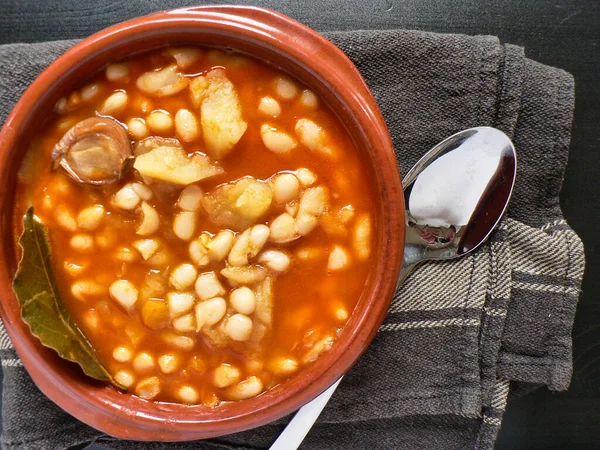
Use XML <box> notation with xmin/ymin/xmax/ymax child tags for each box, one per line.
<box><xmin>14</xmin><ymin>46</ymin><xmax>377</xmax><ymax>406</ymax></box>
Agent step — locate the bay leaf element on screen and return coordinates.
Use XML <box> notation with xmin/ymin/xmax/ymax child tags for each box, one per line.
<box><xmin>12</xmin><ymin>207</ymin><xmax>123</xmax><ymax>388</ymax></box>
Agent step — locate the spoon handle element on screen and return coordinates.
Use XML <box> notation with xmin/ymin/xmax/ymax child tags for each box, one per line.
<box><xmin>269</xmin><ymin>378</ymin><xmax>342</xmax><ymax>450</ymax></box>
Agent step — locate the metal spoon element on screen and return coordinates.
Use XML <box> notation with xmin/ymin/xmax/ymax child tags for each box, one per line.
<box><xmin>270</xmin><ymin>126</ymin><xmax>517</xmax><ymax>450</ymax></box>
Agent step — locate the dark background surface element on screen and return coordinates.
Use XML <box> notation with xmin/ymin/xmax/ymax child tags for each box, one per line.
<box><xmin>1</xmin><ymin>0</ymin><xmax>599</xmax><ymax>448</ymax></box>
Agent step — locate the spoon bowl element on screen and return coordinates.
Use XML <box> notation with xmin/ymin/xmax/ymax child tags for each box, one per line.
<box><xmin>400</xmin><ymin>126</ymin><xmax>517</xmax><ymax>283</ymax></box>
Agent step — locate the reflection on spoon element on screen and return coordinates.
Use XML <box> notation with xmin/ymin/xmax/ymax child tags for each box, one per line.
<box><xmin>409</xmin><ymin>130</ymin><xmax>502</xmax><ymax>227</ymax></box>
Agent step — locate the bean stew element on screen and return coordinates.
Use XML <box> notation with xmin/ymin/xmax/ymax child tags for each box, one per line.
<box><xmin>13</xmin><ymin>46</ymin><xmax>376</xmax><ymax>406</ymax></box>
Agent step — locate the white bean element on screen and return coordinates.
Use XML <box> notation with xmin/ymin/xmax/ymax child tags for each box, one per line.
<box><xmin>328</xmin><ymin>245</ymin><xmax>351</xmax><ymax>271</ymax></box>
<box><xmin>166</xmin><ymin>291</ymin><xmax>196</xmax><ymax>318</ymax></box>
<box><xmin>224</xmin><ymin>376</ymin><xmax>264</xmax><ymax>400</ymax></box>
<box><xmin>173</xmin><ymin>211</ymin><xmax>196</xmax><ymax>241</ymax></box>
<box><xmin>213</xmin><ymin>363</ymin><xmax>241</xmax><ymax>388</ymax></box>
<box><xmin>229</xmin><ymin>286</ymin><xmax>256</xmax><ymax>315</ymax></box>
<box><xmin>145</xmin><ymin>249</ymin><xmax>171</xmax><ymax>267</ymax></box>
<box><xmin>250</xmin><ymin>225</ymin><xmax>270</xmax><ymax>250</ymax></box>
<box><xmin>48</xmin><ymin>176</ymin><xmax>72</xmax><ymax>196</ymax></box>
<box><xmin>177</xmin><ymin>385</ymin><xmax>200</xmax><ymax>404</ymax></box>
<box><xmin>272</xmin><ymin>173</ymin><xmax>300</xmax><ymax>204</ymax></box>
<box><xmin>295</xmin><ymin>246</ymin><xmax>324</xmax><ymax>261</ymax></box>
<box><xmin>113</xmin><ymin>184</ymin><xmax>141</xmax><ymax>210</ymax></box>
<box><xmin>100</xmin><ymin>91</ymin><xmax>128</xmax><ymax>115</ymax></box>
<box><xmin>127</xmin><ymin>118</ymin><xmax>148</xmax><ymax>140</ymax></box>
<box><xmin>70</xmin><ymin>234</ymin><xmax>94</xmax><ymax>252</ymax></box>
<box><xmin>113</xmin><ymin>346</ymin><xmax>133</xmax><ymax>363</ymax></box>
<box><xmin>335</xmin><ymin>306</ymin><xmax>349</xmax><ymax>322</ymax></box>
<box><xmin>114</xmin><ymin>247</ymin><xmax>137</xmax><ymax>263</ymax></box>
<box><xmin>177</xmin><ymin>185</ymin><xmax>203</xmax><ymax>211</ymax></box>
<box><xmin>298</xmin><ymin>186</ymin><xmax>327</xmax><ymax>217</ymax></box>
<box><xmin>353</xmin><ymin>213</ymin><xmax>372</xmax><ymax>261</ymax></box>
<box><xmin>67</xmin><ymin>91</ymin><xmax>82</xmax><ymax>110</ymax></box>
<box><xmin>131</xmin><ymin>183</ymin><xmax>153</xmax><ymax>201</ymax></box>
<box><xmin>135</xmin><ymin>376</ymin><xmax>161</xmax><ymax>400</ymax></box>
<box><xmin>132</xmin><ymin>238</ymin><xmax>160</xmax><ymax>260</ymax></box>
<box><xmin>206</xmin><ymin>230</ymin><xmax>234</xmax><ymax>261</ymax></box>
<box><xmin>189</xmin><ymin>237</ymin><xmax>210</xmax><ymax>266</ymax></box>
<box><xmin>54</xmin><ymin>97</ymin><xmax>68</xmax><ymax>114</ymax></box>
<box><xmin>64</xmin><ymin>261</ymin><xmax>87</xmax><ymax>277</ymax></box>
<box><xmin>160</xmin><ymin>332</ymin><xmax>196</xmax><ymax>350</ymax></box>
<box><xmin>146</xmin><ymin>110</ymin><xmax>173</xmax><ymax>133</ymax></box>
<box><xmin>269</xmin><ymin>357</ymin><xmax>299</xmax><ymax>377</ymax></box>
<box><xmin>195</xmin><ymin>297</ymin><xmax>227</xmax><ymax>328</ymax></box>
<box><xmin>260</xmin><ymin>124</ymin><xmax>297</xmax><ymax>154</ymax></box>
<box><xmin>106</xmin><ymin>63</ymin><xmax>129</xmax><ymax>81</ymax></box>
<box><xmin>274</xmin><ymin>76</ymin><xmax>298</xmax><ymax>100</ymax></box>
<box><xmin>295</xmin><ymin>118</ymin><xmax>333</xmax><ymax>157</ymax></box>
<box><xmin>114</xmin><ymin>370</ymin><xmax>135</xmax><ymax>389</ymax></box>
<box><xmin>109</xmin><ymin>280</ymin><xmax>139</xmax><ymax>311</ymax></box>
<box><xmin>133</xmin><ymin>352</ymin><xmax>155</xmax><ymax>372</ymax></box>
<box><xmin>55</xmin><ymin>205</ymin><xmax>78</xmax><ymax>231</ymax></box>
<box><xmin>295</xmin><ymin>168</ymin><xmax>317</xmax><ymax>187</ymax></box>
<box><xmin>82</xmin><ymin>309</ymin><xmax>100</xmax><ymax>330</ymax></box>
<box><xmin>158</xmin><ymin>353</ymin><xmax>180</xmax><ymax>374</ymax></box>
<box><xmin>139</xmin><ymin>98</ymin><xmax>153</xmax><ymax>114</ymax></box>
<box><xmin>269</xmin><ymin>213</ymin><xmax>299</xmax><ymax>243</ymax></box>
<box><xmin>175</xmin><ymin>108</ymin><xmax>199</xmax><ymax>142</ymax></box>
<box><xmin>299</xmin><ymin>89</ymin><xmax>318</xmax><ymax>109</ymax></box>
<box><xmin>224</xmin><ymin>314</ymin><xmax>253</xmax><ymax>341</ymax></box>
<box><xmin>258</xmin><ymin>96</ymin><xmax>281</xmax><ymax>117</ymax></box>
<box><xmin>228</xmin><ymin>225</ymin><xmax>270</xmax><ymax>266</ymax></box>
<box><xmin>136</xmin><ymin>202</ymin><xmax>159</xmax><ymax>236</ymax></box>
<box><xmin>194</xmin><ymin>272</ymin><xmax>225</xmax><ymax>300</ymax></box>
<box><xmin>71</xmin><ymin>280</ymin><xmax>104</xmax><ymax>301</ymax></box>
<box><xmin>172</xmin><ymin>313</ymin><xmax>196</xmax><ymax>332</ymax></box>
<box><xmin>77</xmin><ymin>205</ymin><xmax>104</xmax><ymax>231</ymax></box>
<box><xmin>257</xmin><ymin>250</ymin><xmax>290</xmax><ymax>273</ymax></box>
<box><xmin>80</xmin><ymin>83</ymin><xmax>101</xmax><ymax>102</ymax></box>
<box><xmin>338</xmin><ymin>205</ymin><xmax>355</xmax><ymax>224</ymax></box>
<box><xmin>169</xmin><ymin>263</ymin><xmax>198</xmax><ymax>290</ymax></box>
<box><xmin>295</xmin><ymin>213</ymin><xmax>318</xmax><ymax>236</ymax></box>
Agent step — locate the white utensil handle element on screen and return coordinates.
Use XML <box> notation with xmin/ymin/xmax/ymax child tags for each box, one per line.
<box><xmin>269</xmin><ymin>377</ymin><xmax>343</xmax><ymax>450</ymax></box>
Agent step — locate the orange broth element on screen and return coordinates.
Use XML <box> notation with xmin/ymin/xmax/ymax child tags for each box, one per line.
<box><xmin>13</xmin><ymin>46</ymin><xmax>377</xmax><ymax>406</ymax></box>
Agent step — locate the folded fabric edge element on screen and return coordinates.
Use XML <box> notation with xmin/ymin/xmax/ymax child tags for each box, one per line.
<box><xmin>499</xmin><ymin>219</ymin><xmax>584</xmax><ymax>391</ymax></box>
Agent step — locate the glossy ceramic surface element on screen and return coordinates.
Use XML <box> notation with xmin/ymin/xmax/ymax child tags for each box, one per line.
<box><xmin>0</xmin><ymin>6</ymin><xmax>404</xmax><ymax>440</ymax></box>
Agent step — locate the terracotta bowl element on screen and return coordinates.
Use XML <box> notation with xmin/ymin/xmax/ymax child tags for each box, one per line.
<box><xmin>0</xmin><ymin>6</ymin><xmax>404</xmax><ymax>441</ymax></box>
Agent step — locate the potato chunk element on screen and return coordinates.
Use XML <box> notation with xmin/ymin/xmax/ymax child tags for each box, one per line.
<box><xmin>202</xmin><ymin>177</ymin><xmax>273</xmax><ymax>230</ymax></box>
<box><xmin>133</xmin><ymin>145</ymin><xmax>223</xmax><ymax>185</ymax></box>
<box><xmin>190</xmin><ymin>69</ymin><xmax>247</xmax><ymax>159</ymax></box>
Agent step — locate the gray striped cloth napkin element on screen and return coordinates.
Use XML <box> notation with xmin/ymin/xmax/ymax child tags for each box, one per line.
<box><xmin>0</xmin><ymin>29</ymin><xmax>584</xmax><ymax>450</ymax></box>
